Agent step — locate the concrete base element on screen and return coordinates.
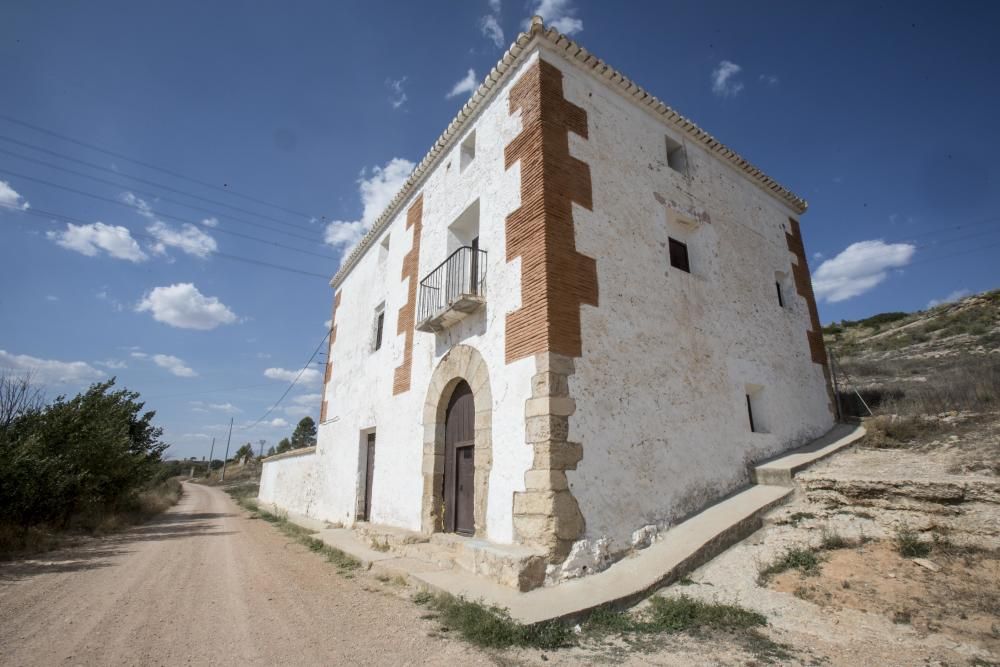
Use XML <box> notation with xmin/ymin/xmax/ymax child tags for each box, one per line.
<box><xmin>295</xmin><ymin>424</ymin><xmax>866</xmax><ymax>624</ymax></box>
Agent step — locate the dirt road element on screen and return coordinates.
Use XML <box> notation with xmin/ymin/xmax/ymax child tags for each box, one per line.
<box><xmin>0</xmin><ymin>483</ymin><xmax>491</xmax><ymax>666</ymax></box>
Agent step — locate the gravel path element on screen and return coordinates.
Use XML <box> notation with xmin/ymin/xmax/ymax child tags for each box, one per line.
<box><xmin>0</xmin><ymin>482</ymin><xmax>491</xmax><ymax>666</ymax></box>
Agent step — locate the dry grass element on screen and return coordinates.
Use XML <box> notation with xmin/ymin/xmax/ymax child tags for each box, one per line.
<box><xmin>0</xmin><ymin>477</ymin><xmax>184</xmax><ymax>560</ymax></box>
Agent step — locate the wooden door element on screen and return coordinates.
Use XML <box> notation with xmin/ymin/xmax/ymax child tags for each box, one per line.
<box><xmin>362</xmin><ymin>432</ymin><xmax>375</xmax><ymax>521</ymax></box>
<box><xmin>444</xmin><ymin>381</ymin><xmax>474</xmax><ymax>534</ymax></box>
<box><xmin>455</xmin><ymin>445</ymin><xmax>475</xmax><ymax>535</ymax></box>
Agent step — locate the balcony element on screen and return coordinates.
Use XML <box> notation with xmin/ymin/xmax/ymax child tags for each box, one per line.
<box><xmin>416</xmin><ymin>245</ymin><xmax>487</xmax><ymax>333</ymax></box>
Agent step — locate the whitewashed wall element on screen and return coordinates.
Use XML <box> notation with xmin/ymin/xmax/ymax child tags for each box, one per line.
<box><xmin>258</xmin><ymin>451</ymin><xmax>320</xmax><ymax>517</ymax></box>
<box><xmin>262</xmin><ymin>52</ymin><xmax>544</xmax><ymax>544</ymax></box>
<box><xmin>548</xmin><ymin>47</ymin><xmax>834</xmax><ymax>557</ymax></box>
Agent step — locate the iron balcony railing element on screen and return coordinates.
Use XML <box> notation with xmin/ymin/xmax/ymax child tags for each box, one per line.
<box><xmin>417</xmin><ymin>245</ymin><xmax>488</xmax><ymax>327</ymax></box>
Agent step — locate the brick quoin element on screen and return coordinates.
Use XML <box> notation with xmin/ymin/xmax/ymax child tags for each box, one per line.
<box><xmin>393</xmin><ymin>194</ymin><xmax>424</xmax><ymax>395</ymax></box>
<box><xmin>504</xmin><ymin>59</ymin><xmax>598</xmax><ymax>364</ymax></box>
<box><xmin>320</xmin><ymin>289</ymin><xmax>342</xmax><ymax>423</ymax></box>
<box><xmin>786</xmin><ymin>218</ymin><xmax>835</xmax><ymax>413</ymax></box>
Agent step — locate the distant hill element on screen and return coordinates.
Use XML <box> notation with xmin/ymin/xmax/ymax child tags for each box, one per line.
<box><xmin>824</xmin><ymin>288</ymin><xmax>1000</xmax><ymax>362</ymax></box>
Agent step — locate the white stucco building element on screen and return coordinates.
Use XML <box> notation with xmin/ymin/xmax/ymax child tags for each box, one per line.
<box><xmin>260</xmin><ymin>18</ymin><xmax>835</xmax><ymax>590</ymax></box>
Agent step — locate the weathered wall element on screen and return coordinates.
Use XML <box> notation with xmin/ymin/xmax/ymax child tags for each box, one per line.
<box><xmin>262</xmin><ymin>51</ymin><xmax>545</xmax><ymax>544</ymax></box>
<box><xmin>545</xmin><ymin>46</ymin><xmax>834</xmax><ymax>574</ymax></box>
<box><xmin>258</xmin><ymin>449</ymin><xmax>321</xmax><ymax>518</ymax></box>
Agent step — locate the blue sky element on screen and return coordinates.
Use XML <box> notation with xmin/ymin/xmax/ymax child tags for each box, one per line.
<box><xmin>2</xmin><ymin>0</ymin><xmax>998</xmax><ymax>459</ymax></box>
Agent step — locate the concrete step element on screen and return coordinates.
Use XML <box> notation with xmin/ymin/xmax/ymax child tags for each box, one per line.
<box><xmin>753</xmin><ymin>423</ymin><xmax>866</xmax><ymax>486</ymax></box>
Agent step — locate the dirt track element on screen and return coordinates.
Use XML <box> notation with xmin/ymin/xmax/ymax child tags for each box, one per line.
<box><xmin>0</xmin><ymin>482</ymin><xmax>491</xmax><ymax>666</ymax></box>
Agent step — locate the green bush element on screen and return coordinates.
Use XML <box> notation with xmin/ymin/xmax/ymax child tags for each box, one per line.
<box><xmin>0</xmin><ymin>378</ymin><xmax>167</xmax><ymax>529</ymax></box>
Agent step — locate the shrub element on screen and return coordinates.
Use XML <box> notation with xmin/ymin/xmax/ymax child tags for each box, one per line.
<box><xmin>895</xmin><ymin>526</ymin><xmax>931</xmax><ymax>558</ymax></box>
<box><xmin>0</xmin><ymin>378</ymin><xmax>167</xmax><ymax>530</ymax></box>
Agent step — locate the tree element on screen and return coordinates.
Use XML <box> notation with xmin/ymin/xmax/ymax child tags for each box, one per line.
<box><xmin>0</xmin><ymin>378</ymin><xmax>166</xmax><ymax>527</ymax></box>
<box><xmin>0</xmin><ymin>372</ymin><xmax>45</xmax><ymax>432</ymax></box>
<box><xmin>265</xmin><ymin>446</ymin><xmax>275</xmax><ymax>457</ymax></box>
<box><xmin>234</xmin><ymin>443</ymin><xmax>254</xmax><ymax>463</ymax></box>
<box><xmin>290</xmin><ymin>416</ymin><xmax>317</xmax><ymax>449</ymax></box>
<box><xmin>275</xmin><ymin>438</ymin><xmax>292</xmax><ymax>454</ymax></box>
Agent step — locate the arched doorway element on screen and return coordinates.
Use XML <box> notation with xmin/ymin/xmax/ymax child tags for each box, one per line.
<box><xmin>444</xmin><ymin>381</ymin><xmax>475</xmax><ymax>535</ymax></box>
<box><xmin>421</xmin><ymin>345</ymin><xmax>492</xmax><ymax>537</ymax></box>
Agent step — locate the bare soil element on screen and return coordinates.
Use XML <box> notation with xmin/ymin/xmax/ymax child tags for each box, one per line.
<box><xmin>771</xmin><ymin>540</ymin><xmax>1000</xmax><ymax>654</ymax></box>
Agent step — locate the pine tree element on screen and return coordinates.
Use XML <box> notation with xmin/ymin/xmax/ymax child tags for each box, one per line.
<box><xmin>290</xmin><ymin>416</ymin><xmax>317</xmax><ymax>449</ymax></box>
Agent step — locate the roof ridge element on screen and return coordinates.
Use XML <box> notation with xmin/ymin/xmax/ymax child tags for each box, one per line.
<box><xmin>330</xmin><ymin>17</ymin><xmax>806</xmax><ymax>288</ymax></box>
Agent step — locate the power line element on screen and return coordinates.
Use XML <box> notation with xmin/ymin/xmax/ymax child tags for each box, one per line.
<box><xmin>17</xmin><ymin>206</ymin><xmax>331</xmax><ymax>280</ymax></box>
<box><xmin>242</xmin><ymin>330</ymin><xmax>330</xmax><ymax>430</ymax></box>
<box><xmin>0</xmin><ymin>113</ymin><xmax>318</xmax><ymax>220</ymax></box>
<box><xmin>0</xmin><ymin>139</ymin><xmax>325</xmax><ymax>236</ymax></box>
<box><xmin>0</xmin><ymin>168</ymin><xmax>337</xmax><ymax>261</ymax></box>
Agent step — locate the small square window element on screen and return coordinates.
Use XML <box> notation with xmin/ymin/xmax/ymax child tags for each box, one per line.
<box><xmin>460</xmin><ymin>131</ymin><xmax>476</xmax><ymax>172</ymax></box>
<box><xmin>668</xmin><ymin>237</ymin><xmax>690</xmax><ymax>273</ymax></box>
<box><xmin>372</xmin><ymin>304</ymin><xmax>385</xmax><ymax>352</ymax></box>
<box><xmin>378</xmin><ymin>234</ymin><xmax>390</xmax><ymax>265</ymax></box>
<box><xmin>665</xmin><ymin>134</ymin><xmax>688</xmax><ymax>175</ymax></box>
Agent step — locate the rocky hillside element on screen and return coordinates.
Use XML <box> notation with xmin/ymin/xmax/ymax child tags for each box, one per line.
<box><xmin>824</xmin><ymin>288</ymin><xmax>999</xmax><ymax>475</ymax></box>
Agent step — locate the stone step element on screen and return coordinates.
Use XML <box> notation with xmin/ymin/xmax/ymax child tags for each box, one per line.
<box><xmin>354</xmin><ymin>522</ymin><xmax>429</xmax><ymax>552</ymax></box>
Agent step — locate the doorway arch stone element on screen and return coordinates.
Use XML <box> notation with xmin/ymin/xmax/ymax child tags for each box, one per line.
<box><xmin>422</xmin><ymin>344</ymin><xmax>492</xmax><ymax>537</ymax></box>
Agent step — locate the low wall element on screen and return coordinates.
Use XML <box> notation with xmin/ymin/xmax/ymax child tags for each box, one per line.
<box><xmin>258</xmin><ymin>447</ymin><xmax>320</xmax><ymax>519</ymax></box>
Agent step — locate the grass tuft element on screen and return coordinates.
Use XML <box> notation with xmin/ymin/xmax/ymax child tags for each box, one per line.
<box><xmin>427</xmin><ymin>593</ymin><xmax>572</xmax><ymax>649</ymax></box>
<box><xmin>894</xmin><ymin>525</ymin><xmax>931</xmax><ymax>558</ymax></box>
<box><xmin>757</xmin><ymin>547</ymin><xmax>821</xmax><ymax>584</ymax></box>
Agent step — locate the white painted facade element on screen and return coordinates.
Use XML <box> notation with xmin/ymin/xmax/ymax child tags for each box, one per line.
<box><xmin>261</xmin><ymin>28</ymin><xmax>833</xmax><ymax>582</ymax></box>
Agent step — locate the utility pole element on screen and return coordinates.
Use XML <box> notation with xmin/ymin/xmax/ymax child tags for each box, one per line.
<box><xmin>206</xmin><ymin>437</ymin><xmax>216</xmax><ymax>478</ymax></box>
<box><xmin>220</xmin><ymin>417</ymin><xmax>234</xmax><ymax>482</ymax></box>
<box><xmin>258</xmin><ymin>439</ymin><xmax>266</xmax><ymax>460</ymax></box>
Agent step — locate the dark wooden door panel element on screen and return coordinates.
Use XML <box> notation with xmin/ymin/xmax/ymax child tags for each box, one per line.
<box><xmin>363</xmin><ymin>432</ymin><xmax>375</xmax><ymax>521</ymax></box>
<box><xmin>455</xmin><ymin>445</ymin><xmax>475</xmax><ymax>535</ymax></box>
<box><xmin>444</xmin><ymin>381</ymin><xmax>474</xmax><ymax>534</ymax></box>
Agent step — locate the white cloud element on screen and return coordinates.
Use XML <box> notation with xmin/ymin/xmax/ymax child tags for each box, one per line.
<box><xmin>524</xmin><ymin>0</ymin><xmax>583</xmax><ymax>35</ymax></box>
<box><xmin>446</xmin><ymin>68</ymin><xmax>478</xmax><ymax>99</ymax></box>
<box><xmin>121</xmin><ymin>192</ymin><xmax>155</xmax><ymax>219</ymax></box>
<box><xmin>283</xmin><ymin>393</ymin><xmax>322</xmax><ymax>417</ymax></box>
<box><xmin>136</xmin><ymin>283</ymin><xmax>238</xmax><ymax>330</ymax></box>
<box><xmin>45</xmin><ymin>295</ymin><xmax>58</xmax><ymax>302</ymax></box>
<box><xmin>481</xmin><ymin>15</ymin><xmax>504</xmax><ymax>48</ymax></box>
<box><xmin>324</xmin><ymin>319</ymin><xmax>332</xmax><ymax>330</ymax></box>
<box><xmin>267</xmin><ymin>418</ymin><xmax>289</xmax><ymax>428</ymax></box>
<box><xmin>387</xmin><ymin>77</ymin><xmax>408</xmax><ymax>109</ymax></box>
<box><xmin>96</xmin><ymin>359</ymin><xmax>128</xmax><ymax>369</ymax></box>
<box><xmin>812</xmin><ymin>240</ymin><xmax>916</xmax><ymax>303</ymax></box>
<box><xmin>201</xmin><ymin>217</ymin><xmax>219</xmax><ymax>228</ymax></box>
<box><xmin>759</xmin><ymin>74</ymin><xmax>779</xmax><ymax>86</ymax></box>
<box><xmin>47</xmin><ymin>222</ymin><xmax>148</xmax><ymax>262</ymax></box>
<box><xmin>712</xmin><ymin>60</ymin><xmax>744</xmax><ymax>97</ymax></box>
<box><xmin>0</xmin><ymin>349</ymin><xmax>103</xmax><ymax>385</ymax></box>
<box><xmin>147</xmin><ymin>221</ymin><xmax>217</xmax><ymax>258</ymax></box>
<box><xmin>130</xmin><ymin>351</ymin><xmax>148</xmax><ymax>359</ymax></box>
<box><xmin>206</xmin><ymin>401</ymin><xmax>241</xmax><ymax>413</ymax></box>
<box><xmin>264</xmin><ymin>367</ymin><xmax>322</xmax><ymax>385</ymax></box>
<box><xmin>0</xmin><ymin>181</ymin><xmax>30</xmax><ymax>211</ymax></box>
<box><xmin>152</xmin><ymin>353</ymin><xmax>197</xmax><ymax>377</ymax></box>
<box><xmin>323</xmin><ymin>158</ymin><xmax>415</xmax><ymax>256</ymax></box>
<box><xmin>488</xmin><ymin>0</ymin><xmax>501</xmax><ymax>11</ymax></box>
<box><xmin>927</xmin><ymin>289</ymin><xmax>971</xmax><ymax>309</ymax></box>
